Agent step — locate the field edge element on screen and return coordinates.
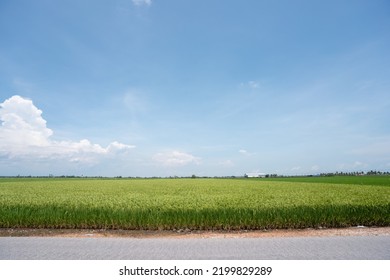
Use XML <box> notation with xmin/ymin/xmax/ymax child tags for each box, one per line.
<box><xmin>1</xmin><ymin>226</ymin><xmax>389</xmax><ymax>239</ymax></box>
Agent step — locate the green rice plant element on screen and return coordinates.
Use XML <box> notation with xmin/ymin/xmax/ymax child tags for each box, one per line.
<box><xmin>0</xmin><ymin>178</ymin><xmax>389</xmax><ymax>230</ymax></box>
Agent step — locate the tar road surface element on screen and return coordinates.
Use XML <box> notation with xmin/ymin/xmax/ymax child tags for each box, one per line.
<box><xmin>1</xmin><ymin>235</ymin><xmax>389</xmax><ymax>260</ymax></box>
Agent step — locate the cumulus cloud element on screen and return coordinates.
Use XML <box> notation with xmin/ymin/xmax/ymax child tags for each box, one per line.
<box><xmin>0</xmin><ymin>95</ymin><xmax>135</xmax><ymax>163</ymax></box>
<box><xmin>0</xmin><ymin>95</ymin><xmax>52</xmax><ymax>147</ymax></box>
<box><xmin>153</xmin><ymin>150</ymin><xmax>201</xmax><ymax>166</ymax></box>
<box><xmin>132</xmin><ymin>0</ymin><xmax>152</xmax><ymax>6</ymax></box>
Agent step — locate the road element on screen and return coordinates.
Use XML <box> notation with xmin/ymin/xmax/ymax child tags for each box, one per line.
<box><xmin>1</xmin><ymin>235</ymin><xmax>389</xmax><ymax>259</ymax></box>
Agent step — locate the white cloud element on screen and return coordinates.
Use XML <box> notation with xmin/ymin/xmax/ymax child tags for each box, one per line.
<box><xmin>132</xmin><ymin>0</ymin><xmax>152</xmax><ymax>6</ymax></box>
<box><xmin>0</xmin><ymin>95</ymin><xmax>135</xmax><ymax>163</ymax></box>
<box><xmin>0</xmin><ymin>95</ymin><xmax>52</xmax><ymax>147</ymax></box>
<box><xmin>239</xmin><ymin>149</ymin><xmax>255</xmax><ymax>156</ymax></box>
<box><xmin>107</xmin><ymin>141</ymin><xmax>135</xmax><ymax>153</ymax></box>
<box><xmin>291</xmin><ymin>166</ymin><xmax>301</xmax><ymax>171</ymax></box>
<box><xmin>153</xmin><ymin>150</ymin><xmax>201</xmax><ymax>166</ymax></box>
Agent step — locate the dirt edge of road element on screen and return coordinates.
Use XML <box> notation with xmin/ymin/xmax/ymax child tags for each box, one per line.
<box><xmin>0</xmin><ymin>226</ymin><xmax>389</xmax><ymax>239</ymax></box>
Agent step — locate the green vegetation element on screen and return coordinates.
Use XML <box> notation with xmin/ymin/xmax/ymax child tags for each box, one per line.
<box><xmin>0</xmin><ymin>177</ymin><xmax>389</xmax><ymax>230</ymax></box>
<box><xmin>262</xmin><ymin>175</ymin><xmax>390</xmax><ymax>186</ymax></box>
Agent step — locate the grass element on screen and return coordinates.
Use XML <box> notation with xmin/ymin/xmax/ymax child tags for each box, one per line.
<box><xmin>0</xmin><ymin>177</ymin><xmax>389</xmax><ymax>230</ymax></box>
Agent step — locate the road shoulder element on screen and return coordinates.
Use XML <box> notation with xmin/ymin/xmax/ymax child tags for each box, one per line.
<box><xmin>0</xmin><ymin>226</ymin><xmax>389</xmax><ymax>238</ymax></box>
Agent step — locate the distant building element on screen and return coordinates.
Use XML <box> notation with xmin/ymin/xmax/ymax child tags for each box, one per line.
<box><xmin>244</xmin><ymin>172</ymin><xmax>266</xmax><ymax>178</ymax></box>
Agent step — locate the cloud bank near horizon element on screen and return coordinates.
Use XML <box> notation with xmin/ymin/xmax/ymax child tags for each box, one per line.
<box><xmin>0</xmin><ymin>95</ymin><xmax>135</xmax><ymax>164</ymax></box>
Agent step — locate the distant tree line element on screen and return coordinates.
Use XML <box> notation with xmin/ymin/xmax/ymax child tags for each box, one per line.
<box><xmin>319</xmin><ymin>170</ymin><xmax>390</xmax><ymax>177</ymax></box>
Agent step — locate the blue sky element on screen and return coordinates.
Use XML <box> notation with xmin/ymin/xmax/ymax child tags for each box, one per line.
<box><xmin>0</xmin><ymin>0</ymin><xmax>389</xmax><ymax>177</ymax></box>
